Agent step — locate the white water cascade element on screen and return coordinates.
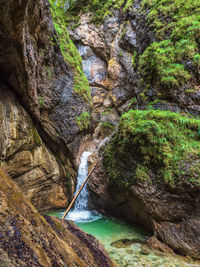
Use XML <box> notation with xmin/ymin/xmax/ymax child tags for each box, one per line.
<box><xmin>65</xmin><ymin>151</ymin><xmax>101</xmax><ymax>223</ymax></box>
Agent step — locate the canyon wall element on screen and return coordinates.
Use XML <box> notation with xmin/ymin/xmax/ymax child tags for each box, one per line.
<box><xmin>0</xmin><ymin>0</ymin><xmax>92</xmax><ymax>210</ymax></box>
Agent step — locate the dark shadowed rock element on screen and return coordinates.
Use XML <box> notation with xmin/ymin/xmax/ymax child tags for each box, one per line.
<box><xmin>88</xmin><ymin>153</ymin><xmax>200</xmax><ymax>260</ymax></box>
<box><xmin>0</xmin><ymin>0</ymin><xmax>91</xmax><ymax>159</ymax></box>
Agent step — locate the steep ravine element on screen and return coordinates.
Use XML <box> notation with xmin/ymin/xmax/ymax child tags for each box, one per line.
<box><xmin>0</xmin><ymin>0</ymin><xmax>200</xmax><ymax>265</ymax></box>
<box><xmin>0</xmin><ymin>0</ymin><xmax>93</xmax><ymax>211</ymax></box>
<box><xmin>65</xmin><ymin>0</ymin><xmax>200</xmax><ymax>261</ymax></box>
<box><xmin>0</xmin><ymin>0</ymin><xmax>116</xmax><ymax>265</ymax></box>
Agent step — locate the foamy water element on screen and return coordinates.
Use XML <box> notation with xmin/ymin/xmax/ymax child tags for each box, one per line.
<box><xmin>65</xmin><ymin>151</ymin><xmax>101</xmax><ymax>223</ymax></box>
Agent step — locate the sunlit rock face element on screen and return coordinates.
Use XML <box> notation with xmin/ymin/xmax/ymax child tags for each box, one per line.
<box><xmin>77</xmin><ymin>44</ymin><xmax>107</xmax><ymax>86</ymax></box>
<box><xmin>0</xmin><ymin>85</ymin><xmax>71</xmax><ymax>211</ymax></box>
<box><xmin>68</xmin><ymin>12</ymin><xmax>137</xmax><ymax>126</ymax></box>
<box><xmin>0</xmin><ymin>169</ymin><xmax>117</xmax><ymax>267</ymax></box>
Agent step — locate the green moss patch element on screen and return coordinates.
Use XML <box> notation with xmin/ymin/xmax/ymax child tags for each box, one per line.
<box><xmin>76</xmin><ymin>111</ymin><xmax>90</xmax><ymax>131</ymax></box>
<box><xmin>63</xmin><ymin>0</ymin><xmax>134</xmax><ymax>24</ymax></box>
<box><xmin>104</xmin><ymin>110</ymin><xmax>200</xmax><ymax>188</ymax></box>
<box><xmin>139</xmin><ymin>0</ymin><xmax>200</xmax><ymax>91</ymax></box>
<box><xmin>49</xmin><ymin>1</ymin><xmax>91</xmax><ymax>101</ymax></box>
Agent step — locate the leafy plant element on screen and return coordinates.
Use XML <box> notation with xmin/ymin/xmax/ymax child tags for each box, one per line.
<box><xmin>76</xmin><ymin>111</ymin><xmax>90</xmax><ymax>131</ymax></box>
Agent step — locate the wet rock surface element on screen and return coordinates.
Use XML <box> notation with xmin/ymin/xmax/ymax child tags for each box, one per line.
<box><xmin>88</xmin><ymin>152</ymin><xmax>200</xmax><ymax>260</ymax></box>
<box><xmin>111</xmin><ymin>238</ymin><xmax>145</xmax><ymax>249</ymax></box>
<box><xmin>0</xmin><ymin>0</ymin><xmax>94</xmax><ymax>210</ymax></box>
<box><xmin>68</xmin><ymin>11</ymin><xmax>137</xmax><ymax>125</ymax></box>
<box><xmin>0</xmin><ymin>169</ymin><xmax>116</xmax><ymax>267</ymax></box>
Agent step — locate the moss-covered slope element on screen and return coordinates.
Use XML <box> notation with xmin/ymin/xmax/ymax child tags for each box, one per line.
<box><xmin>104</xmin><ymin>110</ymin><xmax>200</xmax><ymax>188</ymax></box>
<box><xmin>139</xmin><ymin>0</ymin><xmax>200</xmax><ymax>92</ymax></box>
<box><xmin>49</xmin><ymin>0</ymin><xmax>91</xmax><ymax>102</ymax></box>
<box><xmin>63</xmin><ymin>0</ymin><xmax>134</xmax><ymax>23</ymax></box>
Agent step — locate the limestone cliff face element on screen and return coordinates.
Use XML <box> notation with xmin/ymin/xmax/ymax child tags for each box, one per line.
<box><xmin>68</xmin><ymin>11</ymin><xmax>135</xmax><ymax>126</ymax></box>
<box><xmin>68</xmin><ymin>0</ymin><xmax>200</xmax><ymax>123</ymax></box>
<box><xmin>0</xmin><ymin>169</ymin><xmax>116</xmax><ymax>267</ymax></box>
<box><xmin>0</xmin><ymin>0</ymin><xmax>92</xmax><ymax>210</ymax></box>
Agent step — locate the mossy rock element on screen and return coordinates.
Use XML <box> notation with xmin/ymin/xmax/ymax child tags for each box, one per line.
<box><xmin>103</xmin><ymin>109</ymin><xmax>200</xmax><ymax>188</ymax></box>
<box><xmin>76</xmin><ymin>111</ymin><xmax>90</xmax><ymax>131</ymax></box>
<box><xmin>139</xmin><ymin>0</ymin><xmax>200</xmax><ymax>92</ymax></box>
<box><xmin>63</xmin><ymin>0</ymin><xmax>134</xmax><ymax>24</ymax></box>
<box><xmin>49</xmin><ymin>0</ymin><xmax>91</xmax><ymax>102</ymax></box>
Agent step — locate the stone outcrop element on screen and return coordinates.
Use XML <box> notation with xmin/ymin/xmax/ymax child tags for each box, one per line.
<box><xmin>0</xmin><ymin>168</ymin><xmax>116</xmax><ymax>267</ymax></box>
<box><xmin>68</xmin><ymin>11</ymin><xmax>136</xmax><ymax>125</ymax></box>
<box><xmin>88</xmin><ymin>109</ymin><xmax>200</xmax><ymax>260</ymax></box>
<box><xmin>0</xmin><ymin>0</ymin><xmax>93</xmax><ymax>210</ymax></box>
<box><xmin>0</xmin><ymin>87</ymin><xmax>75</xmax><ymax>211</ymax></box>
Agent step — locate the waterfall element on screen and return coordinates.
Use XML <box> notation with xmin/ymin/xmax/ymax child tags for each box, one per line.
<box><xmin>66</xmin><ymin>151</ymin><xmax>101</xmax><ymax>223</ymax></box>
<box><xmin>73</xmin><ymin>151</ymin><xmax>92</xmax><ymax>211</ymax></box>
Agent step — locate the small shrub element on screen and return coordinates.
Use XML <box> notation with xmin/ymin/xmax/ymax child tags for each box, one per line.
<box><xmin>76</xmin><ymin>111</ymin><xmax>90</xmax><ymax>131</ymax></box>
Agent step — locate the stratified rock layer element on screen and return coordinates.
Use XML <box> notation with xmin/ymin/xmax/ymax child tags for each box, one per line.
<box><xmin>0</xmin><ymin>87</ymin><xmax>72</xmax><ymax>211</ymax></box>
<box><xmin>0</xmin><ymin>168</ymin><xmax>116</xmax><ymax>267</ymax></box>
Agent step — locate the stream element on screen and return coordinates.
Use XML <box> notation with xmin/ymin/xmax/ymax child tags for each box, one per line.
<box><xmin>47</xmin><ymin>151</ymin><xmax>199</xmax><ymax>267</ymax></box>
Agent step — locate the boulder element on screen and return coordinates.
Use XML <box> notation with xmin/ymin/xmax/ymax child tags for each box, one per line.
<box><xmin>0</xmin><ymin>168</ymin><xmax>116</xmax><ymax>267</ymax></box>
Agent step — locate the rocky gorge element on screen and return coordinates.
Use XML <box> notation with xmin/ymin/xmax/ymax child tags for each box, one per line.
<box><xmin>0</xmin><ymin>0</ymin><xmax>200</xmax><ymax>266</ymax></box>
<box><xmin>66</xmin><ymin>0</ymin><xmax>200</xmax><ymax>261</ymax></box>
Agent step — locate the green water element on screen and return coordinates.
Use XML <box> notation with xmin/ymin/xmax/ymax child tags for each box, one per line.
<box><xmin>47</xmin><ymin>210</ymin><xmax>200</xmax><ymax>267</ymax></box>
<box><xmin>79</xmin><ymin>217</ymin><xmax>148</xmax><ymax>242</ymax></box>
